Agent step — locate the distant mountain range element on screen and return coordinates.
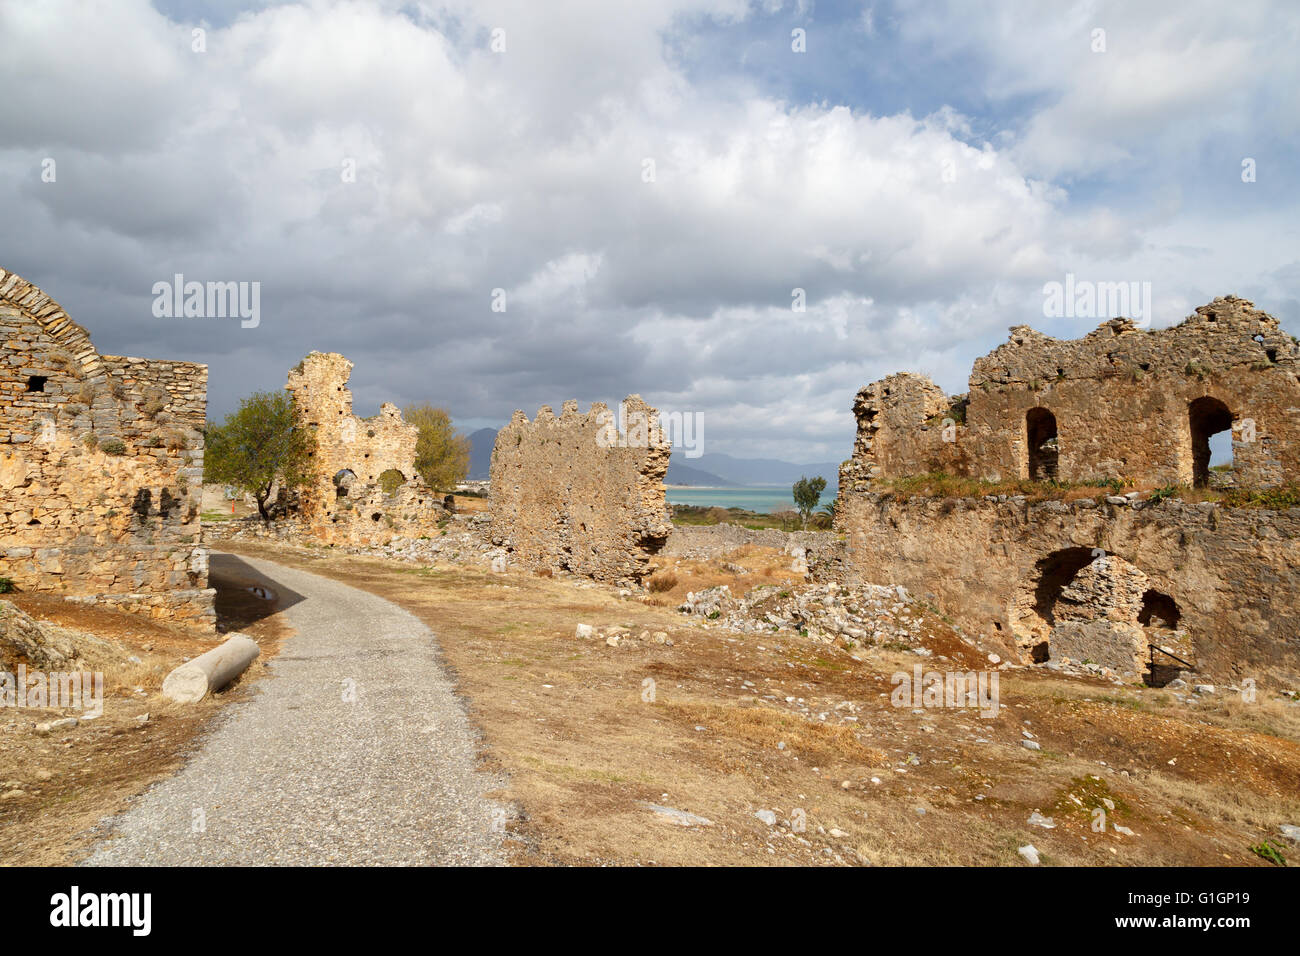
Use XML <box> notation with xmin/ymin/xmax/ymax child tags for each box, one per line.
<box><xmin>676</xmin><ymin>452</ymin><xmax>840</xmax><ymax>488</ymax></box>
<box><xmin>466</xmin><ymin>426</ymin><xmax>839</xmax><ymax>488</ymax></box>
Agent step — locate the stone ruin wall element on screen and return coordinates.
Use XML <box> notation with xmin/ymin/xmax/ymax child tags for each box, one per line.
<box><xmin>843</xmin><ymin>297</ymin><xmax>1300</xmax><ymax>490</ymax></box>
<box><xmin>830</xmin><ymin>296</ymin><xmax>1300</xmax><ymax>685</ymax></box>
<box><xmin>0</xmin><ymin>267</ymin><xmax>213</xmax><ymax>626</ymax></box>
<box><xmin>488</xmin><ymin>396</ymin><xmax>672</xmax><ymax>585</ymax></box>
<box><xmin>286</xmin><ymin>352</ymin><xmax>445</xmax><ymax>546</ymax></box>
<box><xmin>821</xmin><ymin>493</ymin><xmax>1300</xmax><ymax>685</ymax></box>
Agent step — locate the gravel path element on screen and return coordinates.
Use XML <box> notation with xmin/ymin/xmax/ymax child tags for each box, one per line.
<box><xmin>84</xmin><ymin>553</ymin><xmax>506</xmax><ymax>866</ymax></box>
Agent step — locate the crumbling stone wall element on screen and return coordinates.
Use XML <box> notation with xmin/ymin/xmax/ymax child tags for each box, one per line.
<box><xmin>820</xmin><ymin>492</ymin><xmax>1300</xmax><ymax>686</ymax></box>
<box><xmin>843</xmin><ymin>297</ymin><xmax>1300</xmax><ymax>490</ymax></box>
<box><xmin>488</xmin><ymin>397</ymin><xmax>671</xmax><ymax>584</ymax></box>
<box><xmin>0</xmin><ymin>266</ymin><xmax>213</xmax><ymax>626</ymax></box>
<box><xmin>286</xmin><ymin>352</ymin><xmax>444</xmax><ymax>546</ymax></box>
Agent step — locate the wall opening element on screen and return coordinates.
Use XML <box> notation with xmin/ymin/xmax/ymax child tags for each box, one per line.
<box><xmin>1026</xmin><ymin>407</ymin><xmax>1058</xmax><ymax>480</ymax></box>
<box><xmin>1013</xmin><ymin>546</ymin><xmax>1096</xmax><ymax>662</ymax></box>
<box><xmin>1138</xmin><ymin>589</ymin><xmax>1180</xmax><ymax>629</ymax></box>
<box><xmin>379</xmin><ymin>469</ymin><xmax>406</xmax><ymax>494</ymax></box>
<box><xmin>333</xmin><ymin>468</ymin><xmax>356</xmax><ymax>497</ymax></box>
<box><xmin>26</xmin><ymin>376</ymin><xmax>47</xmax><ymax>392</ymax></box>
<box><xmin>1188</xmin><ymin>396</ymin><xmax>1233</xmax><ymax>487</ymax></box>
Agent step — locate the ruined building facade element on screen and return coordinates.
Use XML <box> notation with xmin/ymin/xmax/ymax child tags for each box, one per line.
<box><xmin>286</xmin><ymin>352</ymin><xmax>444</xmax><ymax>546</ymax></box>
<box><xmin>829</xmin><ymin>297</ymin><xmax>1300</xmax><ymax>686</ymax></box>
<box><xmin>489</xmin><ymin>397</ymin><xmax>672</xmax><ymax>585</ymax></box>
<box><xmin>842</xmin><ymin>297</ymin><xmax>1300</xmax><ymax>491</ymax></box>
<box><xmin>0</xmin><ymin>267</ymin><xmax>213</xmax><ymax>625</ymax></box>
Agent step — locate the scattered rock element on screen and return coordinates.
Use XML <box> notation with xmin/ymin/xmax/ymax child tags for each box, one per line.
<box><xmin>34</xmin><ymin>717</ymin><xmax>78</xmax><ymax>736</ymax></box>
<box><xmin>755</xmin><ymin>809</ymin><xmax>777</xmax><ymax>826</ymax></box>
<box><xmin>1028</xmin><ymin>810</ymin><xmax>1055</xmax><ymax>829</ymax></box>
<box><xmin>644</xmin><ymin>803</ymin><xmax>713</xmax><ymax>827</ymax></box>
<box><xmin>574</xmin><ymin>623</ymin><xmax>594</xmax><ymax>639</ymax></box>
<box><xmin>1022</xmin><ymin>740</ymin><xmax>1041</xmax><ymax>751</ymax></box>
<box><xmin>1018</xmin><ymin>844</ymin><xmax>1041</xmax><ymax>864</ymax></box>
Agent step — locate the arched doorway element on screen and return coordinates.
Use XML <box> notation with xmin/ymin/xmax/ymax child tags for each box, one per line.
<box><xmin>333</xmin><ymin>468</ymin><xmax>357</xmax><ymax>497</ymax></box>
<box><xmin>1026</xmin><ymin>407</ymin><xmax>1058</xmax><ymax>480</ymax></box>
<box><xmin>1013</xmin><ymin>546</ymin><xmax>1097</xmax><ymax>662</ymax></box>
<box><xmin>1188</xmin><ymin>397</ymin><xmax>1232</xmax><ymax>487</ymax></box>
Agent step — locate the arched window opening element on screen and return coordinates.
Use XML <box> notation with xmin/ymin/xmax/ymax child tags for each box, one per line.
<box><xmin>333</xmin><ymin>468</ymin><xmax>357</xmax><ymax>497</ymax></box>
<box><xmin>1026</xmin><ymin>407</ymin><xmax>1058</xmax><ymax>480</ymax></box>
<box><xmin>1188</xmin><ymin>397</ymin><xmax>1233</xmax><ymax>487</ymax></box>
<box><xmin>1138</xmin><ymin>589</ymin><xmax>1180</xmax><ymax>629</ymax></box>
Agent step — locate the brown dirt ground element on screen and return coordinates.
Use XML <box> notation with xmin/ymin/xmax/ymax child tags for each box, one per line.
<box><xmin>0</xmin><ymin>563</ymin><xmax>292</xmax><ymax>866</ymax></box>
<box><xmin>220</xmin><ymin>540</ymin><xmax>1300</xmax><ymax>867</ymax></box>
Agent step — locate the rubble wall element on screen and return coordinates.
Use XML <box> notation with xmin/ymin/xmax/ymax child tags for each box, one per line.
<box><xmin>821</xmin><ymin>492</ymin><xmax>1300</xmax><ymax>686</ymax></box>
<box><xmin>488</xmin><ymin>397</ymin><xmax>672</xmax><ymax>584</ymax></box>
<box><xmin>844</xmin><ymin>297</ymin><xmax>1300</xmax><ymax>488</ymax></box>
<box><xmin>285</xmin><ymin>351</ymin><xmax>445</xmax><ymax>546</ymax></box>
<box><xmin>0</xmin><ymin>267</ymin><xmax>213</xmax><ymax>626</ymax></box>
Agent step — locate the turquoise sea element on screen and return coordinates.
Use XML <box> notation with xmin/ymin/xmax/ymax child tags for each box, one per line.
<box><xmin>665</xmin><ymin>486</ymin><xmax>835</xmax><ymax>513</ymax></box>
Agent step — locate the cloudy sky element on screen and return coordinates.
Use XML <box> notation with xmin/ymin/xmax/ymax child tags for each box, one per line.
<box><xmin>2</xmin><ymin>0</ymin><xmax>1297</xmax><ymax>463</ymax></box>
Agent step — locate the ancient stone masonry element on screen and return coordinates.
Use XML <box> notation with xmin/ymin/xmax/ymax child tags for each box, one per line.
<box><xmin>0</xmin><ymin>266</ymin><xmax>213</xmax><ymax>626</ymax></box>
<box><xmin>842</xmin><ymin>297</ymin><xmax>1300</xmax><ymax>490</ymax></box>
<box><xmin>286</xmin><ymin>352</ymin><xmax>445</xmax><ymax>546</ymax></box>
<box><xmin>828</xmin><ymin>296</ymin><xmax>1300</xmax><ymax>686</ymax></box>
<box><xmin>488</xmin><ymin>397</ymin><xmax>672</xmax><ymax>585</ymax></box>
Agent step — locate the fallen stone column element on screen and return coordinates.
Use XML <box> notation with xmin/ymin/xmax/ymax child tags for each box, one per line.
<box><xmin>162</xmin><ymin>633</ymin><xmax>260</xmax><ymax>703</ymax></box>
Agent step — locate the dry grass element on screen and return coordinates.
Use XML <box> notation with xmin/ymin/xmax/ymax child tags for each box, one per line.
<box><xmin>646</xmin><ymin>570</ymin><xmax>678</xmax><ymax>593</ymax></box>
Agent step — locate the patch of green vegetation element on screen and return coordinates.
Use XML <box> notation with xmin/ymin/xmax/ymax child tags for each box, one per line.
<box><xmin>1217</xmin><ymin>485</ymin><xmax>1300</xmax><ymax>510</ymax></box>
<box><xmin>200</xmin><ymin>511</ymin><xmax>233</xmax><ymax>522</ymax></box>
<box><xmin>1250</xmin><ymin>840</ymin><xmax>1287</xmax><ymax>866</ymax></box>
<box><xmin>0</xmin><ymin>577</ymin><xmax>14</xmax><ymax>594</ymax></box>
<box><xmin>878</xmin><ymin>472</ymin><xmax>1129</xmax><ymax>502</ymax></box>
<box><xmin>671</xmin><ymin>503</ymin><xmax>832</xmax><ymax>531</ymax></box>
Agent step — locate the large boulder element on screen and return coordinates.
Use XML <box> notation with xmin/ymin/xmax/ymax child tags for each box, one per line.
<box><xmin>0</xmin><ymin>600</ymin><xmax>78</xmax><ymax>671</ymax></box>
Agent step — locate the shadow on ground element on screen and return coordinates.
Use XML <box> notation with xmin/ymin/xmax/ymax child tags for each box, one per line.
<box><xmin>210</xmin><ymin>552</ymin><xmax>306</xmax><ymax>633</ymax></box>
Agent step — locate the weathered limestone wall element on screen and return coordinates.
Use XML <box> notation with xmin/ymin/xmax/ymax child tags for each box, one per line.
<box><xmin>0</xmin><ymin>266</ymin><xmax>213</xmax><ymax>626</ymax></box>
<box><xmin>822</xmin><ymin>492</ymin><xmax>1300</xmax><ymax>685</ymax></box>
<box><xmin>488</xmin><ymin>397</ymin><xmax>672</xmax><ymax>584</ymax></box>
<box><xmin>285</xmin><ymin>351</ymin><xmax>444</xmax><ymax>546</ymax></box>
<box><xmin>844</xmin><ymin>297</ymin><xmax>1300</xmax><ymax>489</ymax></box>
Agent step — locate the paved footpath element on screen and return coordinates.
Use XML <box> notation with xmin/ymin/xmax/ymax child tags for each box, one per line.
<box><xmin>84</xmin><ymin>553</ymin><xmax>506</xmax><ymax>866</ymax></box>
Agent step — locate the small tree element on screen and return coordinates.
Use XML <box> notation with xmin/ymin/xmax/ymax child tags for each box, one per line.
<box><xmin>792</xmin><ymin>475</ymin><xmax>827</xmax><ymax>529</ymax></box>
<box><xmin>205</xmin><ymin>391</ymin><xmax>315</xmax><ymax>521</ymax></box>
<box><xmin>404</xmin><ymin>403</ymin><xmax>471</xmax><ymax>492</ymax></box>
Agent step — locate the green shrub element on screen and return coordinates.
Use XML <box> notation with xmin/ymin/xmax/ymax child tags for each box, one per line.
<box><xmin>1249</xmin><ymin>840</ymin><xmax>1286</xmax><ymax>866</ymax></box>
<box><xmin>0</xmin><ymin>578</ymin><xmax>14</xmax><ymax>594</ymax></box>
<box><xmin>99</xmin><ymin>437</ymin><xmax>128</xmax><ymax>456</ymax></box>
